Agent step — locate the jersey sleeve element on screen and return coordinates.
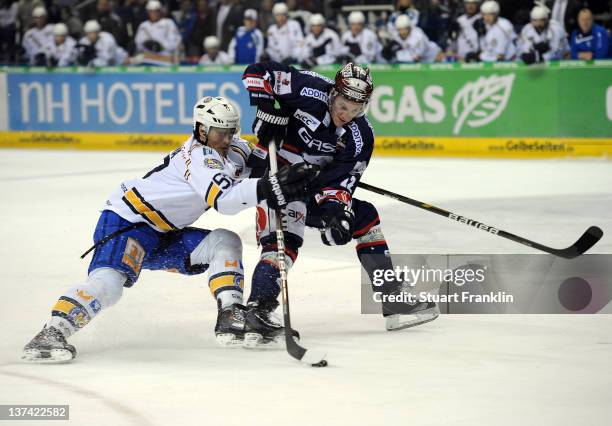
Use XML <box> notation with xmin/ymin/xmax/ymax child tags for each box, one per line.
<box><xmin>189</xmin><ymin>146</ymin><xmax>259</xmax><ymax>215</ymax></box>
<box><xmin>241</xmin><ymin>61</ymin><xmax>305</xmax><ymax>107</ymax></box>
<box><xmin>315</xmin><ymin>118</ymin><xmax>374</xmax><ymax>205</ymax></box>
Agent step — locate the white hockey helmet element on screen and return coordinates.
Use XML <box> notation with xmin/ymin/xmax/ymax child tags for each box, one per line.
<box><xmin>244</xmin><ymin>9</ymin><xmax>258</xmax><ymax>21</ymax></box>
<box><xmin>146</xmin><ymin>0</ymin><xmax>162</xmax><ymax>11</ymax></box>
<box><xmin>309</xmin><ymin>13</ymin><xmax>325</xmax><ymax>26</ymax></box>
<box><xmin>203</xmin><ymin>35</ymin><xmax>220</xmax><ymax>50</ymax></box>
<box><xmin>32</xmin><ymin>6</ymin><xmax>47</xmax><ymax>18</ymax></box>
<box><xmin>53</xmin><ymin>23</ymin><xmax>68</xmax><ymax>36</ymax></box>
<box><xmin>480</xmin><ymin>1</ymin><xmax>500</xmax><ymax>15</ymax></box>
<box><xmin>348</xmin><ymin>11</ymin><xmax>365</xmax><ymax>25</ymax></box>
<box><xmin>464</xmin><ymin>0</ymin><xmax>480</xmax><ymax>3</ymax></box>
<box><xmin>272</xmin><ymin>2</ymin><xmax>288</xmax><ymax>16</ymax></box>
<box><xmin>84</xmin><ymin>20</ymin><xmax>101</xmax><ymax>33</ymax></box>
<box><xmin>531</xmin><ymin>5</ymin><xmax>549</xmax><ymax>20</ymax></box>
<box><xmin>193</xmin><ymin>96</ymin><xmax>240</xmax><ymax>141</ymax></box>
<box><xmin>395</xmin><ymin>14</ymin><xmax>412</xmax><ymax>30</ymax></box>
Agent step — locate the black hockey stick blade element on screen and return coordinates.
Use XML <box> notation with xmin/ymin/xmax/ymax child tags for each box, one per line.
<box><xmin>549</xmin><ymin>225</ymin><xmax>603</xmax><ymax>259</ymax></box>
<box><xmin>285</xmin><ymin>331</ymin><xmax>328</xmax><ymax>367</ymax></box>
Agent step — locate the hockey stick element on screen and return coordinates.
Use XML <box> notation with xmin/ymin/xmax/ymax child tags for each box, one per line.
<box><xmin>357</xmin><ymin>181</ymin><xmax>603</xmax><ymax>259</ymax></box>
<box><xmin>268</xmin><ymin>141</ymin><xmax>328</xmax><ymax>367</ymax></box>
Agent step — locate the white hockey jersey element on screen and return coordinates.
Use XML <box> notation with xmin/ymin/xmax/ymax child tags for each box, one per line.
<box><xmin>456</xmin><ymin>13</ymin><xmax>480</xmax><ymax>59</ymax></box>
<box><xmin>79</xmin><ymin>31</ymin><xmax>127</xmax><ymax>66</ymax></box>
<box><xmin>45</xmin><ymin>36</ymin><xmax>77</xmax><ymax>66</ymax></box>
<box><xmin>341</xmin><ymin>28</ymin><xmax>381</xmax><ymax>64</ymax></box>
<box><xmin>23</xmin><ymin>24</ymin><xmax>54</xmax><ymax>64</ymax></box>
<box><xmin>304</xmin><ymin>28</ymin><xmax>343</xmax><ymax>65</ymax></box>
<box><xmin>135</xmin><ymin>18</ymin><xmax>181</xmax><ymax>57</ymax></box>
<box><xmin>519</xmin><ymin>20</ymin><xmax>569</xmax><ymax>60</ymax></box>
<box><xmin>104</xmin><ymin>136</ymin><xmax>258</xmax><ymax>232</ymax></box>
<box><xmin>392</xmin><ymin>26</ymin><xmax>439</xmax><ymax>63</ymax></box>
<box><xmin>479</xmin><ymin>17</ymin><xmax>517</xmax><ymax>61</ymax></box>
<box><xmin>266</xmin><ymin>19</ymin><xmax>304</xmax><ymax>62</ymax></box>
<box><xmin>199</xmin><ymin>50</ymin><xmax>232</xmax><ymax>65</ymax></box>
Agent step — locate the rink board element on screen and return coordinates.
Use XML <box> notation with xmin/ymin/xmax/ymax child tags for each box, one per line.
<box><xmin>0</xmin><ymin>61</ymin><xmax>611</xmax><ymax>158</ymax></box>
<box><xmin>0</xmin><ymin>131</ymin><xmax>610</xmax><ymax>158</ymax></box>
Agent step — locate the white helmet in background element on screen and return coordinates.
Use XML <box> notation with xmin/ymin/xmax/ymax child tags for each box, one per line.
<box><xmin>203</xmin><ymin>36</ymin><xmax>220</xmax><ymax>50</ymax></box>
<box><xmin>84</xmin><ymin>20</ymin><xmax>101</xmax><ymax>33</ymax></box>
<box><xmin>272</xmin><ymin>2</ymin><xmax>288</xmax><ymax>16</ymax></box>
<box><xmin>53</xmin><ymin>23</ymin><xmax>68</xmax><ymax>36</ymax></box>
<box><xmin>193</xmin><ymin>96</ymin><xmax>240</xmax><ymax>142</ymax></box>
<box><xmin>348</xmin><ymin>11</ymin><xmax>365</xmax><ymax>25</ymax></box>
<box><xmin>309</xmin><ymin>13</ymin><xmax>325</xmax><ymax>26</ymax></box>
<box><xmin>32</xmin><ymin>6</ymin><xmax>47</xmax><ymax>18</ymax></box>
<box><xmin>395</xmin><ymin>14</ymin><xmax>412</xmax><ymax>30</ymax></box>
<box><xmin>480</xmin><ymin>1</ymin><xmax>500</xmax><ymax>14</ymax></box>
<box><xmin>530</xmin><ymin>5</ymin><xmax>549</xmax><ymax>20</ymax></box>
<box><xmin>146</xmin><ymin>0</ymin><xmax>162</xmax><ymax>11</ymax></box>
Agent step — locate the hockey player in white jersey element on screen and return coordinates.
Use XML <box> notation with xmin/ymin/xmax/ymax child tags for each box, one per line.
<box><xmin>45</xmin><ymin>23</ymin><xmax>77</xmax><ymax>67</ymax></box>
<box><xmin>519</xmin><ymin>5</ymin><xmax>569</xmax><ymax>64</ymax></box>
<box><xmin>135</xmin><ymin>0</ymin><xmax>181</xmax><ymax>63</ymax></box>
<box><xmin>301</xmin><ymin>14</ymin><xmax>343</xmax><ymax>67</ymax></box>
<box><xmin>341</xmin><ymin>11</ymin><xmax>381</xmax><ymax>64</ymax></box>
<box><xmin>478</xmin><ymin>1</ymin><xmax>517</xmax><ymax>62</ymax></box>
<box><xmin>22</xmin><ymin>97</ymin><xmax>317</xmax><ymax>363</ymax></box>
<box><xmin>22</xmin><ymin>6</ymin><xmax>53</xmax><ymax>66</ymax></box>
<box><xmin>451</xmin><ymin>0</ymin><xmax>481</xmax><ymax>61</ymax></box>
<box><xmin>383</xmin><ymin>14</ymin><xmax>441</xmax><ymax>63</ymax></box>
<box><xmin>199</xmin><ymin>36</ymin><xmax>232</xmax><ymax>65</ymax></box>
<box><xmin>387</xmin><ymin>0</ymin><xmax>420</xmax><ymax>39</ymax></box>
<box><xmin>78</xmin><ymin>20</ymin><xmax>128</xmax><ymax>66</ymax></box>
<box><xmin>265</xmin><ymin>2</ymin><xmax>304</xmax><ymax>64</ymax></box>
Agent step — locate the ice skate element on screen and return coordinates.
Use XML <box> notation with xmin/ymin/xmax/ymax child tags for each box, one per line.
<box><xmin>22</xmin><ymin>326</ymin><xmax>76</xmax><ymax>363</ymax></box>
<box><xmin>215</xmin><ymin>304</ymin><xmax>247</xmax><ymax>347</ymax></box>
<box><xmin>243</xmin><ymin>301</ymin><xmax>285</xmax><ymax>349</ymax></box>
<box><xmin>385</xmin><ymin>301</ymin><xmax>440</xmax><ymax>331</ymax></box>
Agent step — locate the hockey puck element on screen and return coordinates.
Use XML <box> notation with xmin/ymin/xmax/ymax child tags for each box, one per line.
<box><xmin>311</xmin><ymin>360</ymin><xmax>328</xmax><ymax>367</ymax></box>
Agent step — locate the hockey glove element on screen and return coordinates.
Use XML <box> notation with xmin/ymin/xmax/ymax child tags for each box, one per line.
<box><xmin>319</xmin><ymin>201</ymin><xmax>355</xmax><ymax>246</ymax></box>
<box><xmin>143</xmin><ymin>40</ymin><xmax>163</xmax><ymax>53</ymax></box>
<box><xmin>534</xmin><ymin>41</ymin><xmax>550</xmax><ymax>55</ymax></box>
<box><xmin>464</xmin><ymin>51</ymin><xmax>480</xmax><ymax>63</ymax></box>
<box><xmin>472</xmin><ymin>18</ymin><xmax>486</xmax><ymax>37</ymax></box>
<box><xmin>252</xmin><ymin>103</ymin><xmax>290</xmax><ymax>147</ymax></box>
<box><xmin>256</xmin><ymin>163</ymin><xmax>319</xmax><ymax>210</ymax></box>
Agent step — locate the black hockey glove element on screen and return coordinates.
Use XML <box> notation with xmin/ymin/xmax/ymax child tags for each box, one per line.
<box><xmin>319</xmin><ymin>201</ymin><xmax>355</xmax><ymax>246</ymax></box>
<box><xmin>534</xmin><ymin>41</ymin><xmax>550</xmax><ymax>55</ymax></box>
<box><xmin>252</xmin><ymin>103</ymin><xmax>290</xmax><ymax>147</ymax></box>
<box><xmin>472</xmin><ymin>18</ymin><xmax>486</xmax><ymax>37</ymax></box>
<box><xmin>521</xmin><ymin>51</ymin><xmax>538</xmax><ymax>65</ymax></box>
<box><xmin>256</xmin><ymin>163</ymin><xmax>319</xmax><ymax>210</ymax></box>
<box><xmin>143</xmin><ymin>39</ymin><xmax>163</xmax><ymax>53</ymax></box>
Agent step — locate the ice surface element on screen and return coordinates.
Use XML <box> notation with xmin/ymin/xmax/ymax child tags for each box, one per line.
<box><xmin>1</xmin><ymin>149</ymin><xmax>611</xmax><ymax>426</ymax></box>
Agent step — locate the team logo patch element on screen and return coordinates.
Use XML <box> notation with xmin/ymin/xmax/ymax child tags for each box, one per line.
<box><xmin>89</xmin><ymin>299</ymin><xmax>102</xmax><ymax>314</ymax></box>
<box><xmin>294</xmin><ymin>109</ymin><xmax>320</xmax><ymax>132</ymax></box>
<box><xmin>205</xmin><ymin>158</ymin><xmax>224</xmax><ymax>170</ymax></box>
<box><xmin>68</xmin><ymin>305</ymin><xmax>91</xmax><ymax>328</ymax></box>
<box><xmin>122</xmin><ymin>237</ymin><xmax>145</xmax><ymax>274</ymax></box>
<box><xmin>273</xmin><ymin>71</ymin><xmax>292</xmax><ymax>95</ymax></box>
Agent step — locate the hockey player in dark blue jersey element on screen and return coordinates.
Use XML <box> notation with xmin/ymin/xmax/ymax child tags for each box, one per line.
<box><xmin>240</xmin><ymin>62</ymin><xmax>439</xmax><ymax>346</ymax></box>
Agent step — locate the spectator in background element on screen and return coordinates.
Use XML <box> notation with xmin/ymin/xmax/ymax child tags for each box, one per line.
<box><xmin>135</xmin><ymin>0</ymin><xmax>181</xmax><ymax>62</ymax></box>
<box><xmin>301</xmin><ymin>13</ymin><xmax>342</xmax><ymax>67</ymax></box>
<box><xmin>17</xmin><ymin>0</ymin><xmax>43</xmax><ymax>32</ymax></box>
<box><xmin>45</xmin><ymin>23</ymin><xmax>77</xmax><ymax>67</ymax></box>
<box><xmin>227</xmin><ymin>8</ymin><xmax>264</xmax><ymax>65</ymax></box>
<box><xmin>519</xmin><ymin>5</ymin><xmax>569</xmax><ymax>64</ymax></box>
<box><xmin>450</xmin><ymin>0</ymin><xmax>481</xmax><ymax>61</ymax></box>
<box><xmin>570</xmin><ymin>8</ymin><xmax>609</xmax><ymax>60</ymax></box>
<box><xmin>551</xmin><ymin>0</ymin><xmax>583</xmax><ymax>35</ymax></box>
<box><xmin>215</xmin><ymin>0</ymin><xmax>243</xmax><ymax>50</ymax></box>
<box><xmin>78</xmin><ymin>19</ymin><xmax>128</xmax><ymax>66</ymax></box>
<box><xmin>92</xmin><ymin>0</ymin><xmax>128</xmax><ymax>49</ymax></box>
<box><xmin>258</xmin><ymin>0</ymin><xmax>275</xmax><ymax>33</ymax></box>
<box><xmin>58</xmin><ymin>4</ymin><xmax>83</xmax><ymax>39</ymax></box>
<box><xmin>341</xmin><ymin>11</ymin><xmax>381</xmax><ymax>64</ymax></box>
<box><xmin>172</xmin><ymin>0</ymin><xmax>196</xmax><ymax>45</ymax></box>
<box><xmin>287</xmin><ymin>0</ymin><xmax>311</xmax><ymax>32</ymax></box>
<box><xmin>185</xmin><ymin>0</ymin><xmax>215</xmax><ymax>58</ymax></box>
<box><xmin>388</xmin><ymin>0</ymin><xmax>421</xmax><ymax>39</ymax></box>
<box><xmin>0</xmin><ymin>0</ymin><xmax>19</xmax><ymax>64</ymax></box>
<box><xmin>22</xmin><ymin>6</ymin><xmax>53</xmax><ymax>65</ymax></box>
<box><xmin>382</xmin><ymin>14</ymin><xmax>441</xmax><ymax>63</ymax></box>
<box><xmin>265</xmin><ymin>2</ymin><xmax>304</xmax><ymax>64</ymax></box>
<box><xmin>199</xmin><ymin>35</ymin><xmax>231</xmax><ymax>64</ymax></box>
<box><xmin>116</xmin><ymin>0</ymin><xmax>148</xmax><ymax>50</ymax></box>
<box><xmin>478</xmin><ymin>0</ymin><xmax>516</xmax><ymax>61</ymax></box>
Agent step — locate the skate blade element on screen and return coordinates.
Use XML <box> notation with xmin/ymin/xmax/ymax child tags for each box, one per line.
<box><xmin>243</xmin><ymin>332</ymin><xmax>283</xmax><ymax>350</ymax></box>
<box><xmin>215</xmin><ymin>333</ymin><xmax>244</xmax><ymax>348</ymax></box>
<box><xmin>22</xmin><ymin>348</ymin><xmax>74</xmax><ymax>364</ymax></box>
<box><xmin>386</xmin><ymin>311</ymin><xmax>440</xmax><ymax>331</ymax></box>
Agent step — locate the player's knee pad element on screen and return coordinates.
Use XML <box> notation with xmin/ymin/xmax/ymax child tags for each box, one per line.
<box><xmin>256</xmin><ymin>200</ymin><xmax>306</xmax><ymax>244</ymax></box>
<box><xmin>352</xmin><ymin>199</ymin><xmax>382</xmax><ymax>239</ymax></box>
<box><xmin>86</xmin><ymin>267</ymin><xmax>127</xmax><ymax>308</ymax></box>
<box><xmin>190</xmin><ymin>228</ymin><xmax>243</xmax><ymax>271</ymax></box>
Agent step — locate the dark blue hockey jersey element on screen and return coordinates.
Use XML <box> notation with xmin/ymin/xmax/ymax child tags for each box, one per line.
<box><xmin>242</xmin><ymin>61</ymin><xmax>375</xmax><ymax>202</ymax></box>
